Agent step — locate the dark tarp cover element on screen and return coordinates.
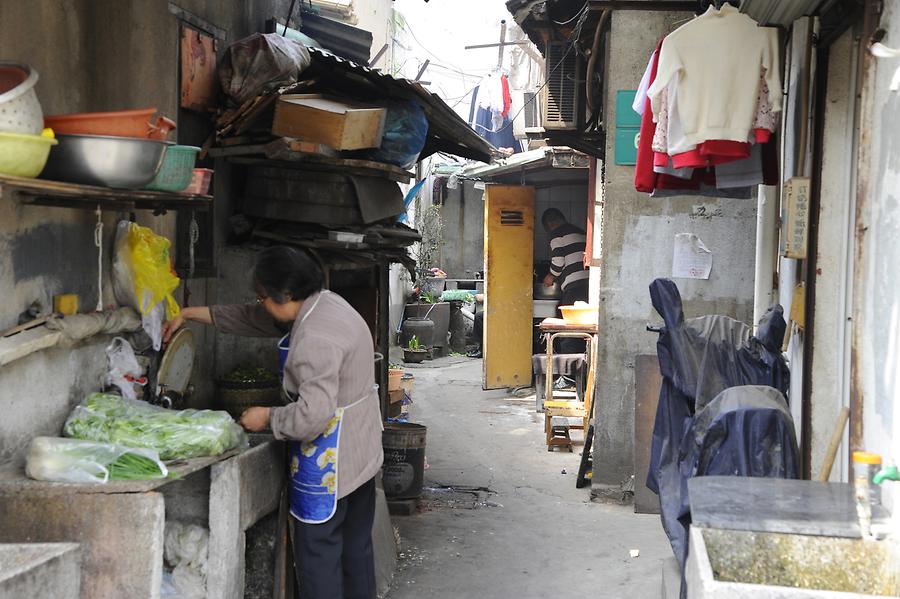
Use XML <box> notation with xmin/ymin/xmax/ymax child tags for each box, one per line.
<box><xmin>645</xmin><ymin>278</ymin><xmax>796</xmax><ymax>578</ymax></box>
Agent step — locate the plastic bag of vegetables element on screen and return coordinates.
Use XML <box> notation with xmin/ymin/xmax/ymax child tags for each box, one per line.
<box><xmin>64</xmin><ymin>393</ymin><xmax>248</xmax><ymax>461</ymax></box>
<box><xmin>26</xmin><ymin>436</ymin><xmax>168</xmax><ymax>484</ymax></box>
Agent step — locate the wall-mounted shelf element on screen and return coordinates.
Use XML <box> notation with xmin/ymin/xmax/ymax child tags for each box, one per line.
<box><xmin>0</xmin><ymin>174</ymin><xmax>212</xmax><ymax>214</ymax></box>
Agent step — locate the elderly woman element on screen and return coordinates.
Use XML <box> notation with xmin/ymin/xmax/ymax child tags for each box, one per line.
<box><xmin>163</xmin><ymin>246</ymin><xmax>383</xmax><ymax>599</ymax></box>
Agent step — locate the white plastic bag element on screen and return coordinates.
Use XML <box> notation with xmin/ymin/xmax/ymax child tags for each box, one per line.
<box><xmin>165</xmin><ymin>522</ymin><xmax>209</xmax><ymax>599</ymax></box>
<box><xmin>106</xmin><ymin>337</ymin><xmax>144</xmax><ymax>399</ymax></box>
<box><xmin>25</xmin><ymin>436</ymin><xmax>167</xmax><ymax>484</ymax></box>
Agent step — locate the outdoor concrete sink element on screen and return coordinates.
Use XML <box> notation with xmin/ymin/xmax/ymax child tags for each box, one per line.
<box><xmin>687</xmin><ymin>527</ymin><xmax>900</xmax><ymax>598</ymax></box>
<box><xmin>248</xmin><ymin>432</ymin><xmax>276</xmax><ymax>447</ymax></box>
<box><xmin>0</xmin><ymin>543</ymin><xmax>81</xmax><ymax>599</ymax></box>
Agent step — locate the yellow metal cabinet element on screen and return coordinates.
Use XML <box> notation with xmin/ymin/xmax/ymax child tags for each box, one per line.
<box><xmin>483</xmin><ymin>184</ymin><xmax>535</xmax><ymax>389</ymax></box>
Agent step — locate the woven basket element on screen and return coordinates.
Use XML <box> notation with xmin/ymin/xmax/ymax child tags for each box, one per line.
<box><xmin>217</xmin><ymin>378</ymin><xmax>282</xmax><ymax>419</ymax></box>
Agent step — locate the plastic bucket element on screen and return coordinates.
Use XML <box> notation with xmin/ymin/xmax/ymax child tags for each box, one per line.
<box><xmin>382</xmin><ymin>422</ymin><xmax>426</xmax><ymax>499</ymax></box>
<box><xmin>146</xmin><ymin>145</ymin><xmax>200</xmax><ymax>191</ymax></box>
<box><xmin>278</xmin><ymin>333</ymin><xmax>291</xmax><ymax>380</ymax></box>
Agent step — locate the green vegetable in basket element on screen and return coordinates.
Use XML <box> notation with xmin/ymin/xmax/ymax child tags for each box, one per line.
<box><xmin>223</xmin><ymin>365</ymin><xmax>278</xmax><ymax>384</ymax></box>
<box><xmin>63</xmin><ymin>393</ymin><xmax>248</xmax><ymax>461</ymax></box>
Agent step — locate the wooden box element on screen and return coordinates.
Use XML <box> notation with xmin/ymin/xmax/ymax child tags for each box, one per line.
<box><xmin>272</xmin><ymin>94</ymin><xmax>386</xmax><ymax>150</ymax></box>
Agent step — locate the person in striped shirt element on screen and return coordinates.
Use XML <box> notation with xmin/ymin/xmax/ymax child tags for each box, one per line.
<box><xmin>541</xmin><ymin>208</ymin><xmax>590</xmax><ymax>355</ymax></box>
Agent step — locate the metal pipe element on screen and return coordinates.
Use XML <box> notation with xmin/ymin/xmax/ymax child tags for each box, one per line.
<box><xmin>585</xmin><ymin>10</ymin><xmax>610</xmax><ymax>113</ymax></box>
<box><xmin>753</xmin><ymin>186</ymin><xmax>779</xmax><ymax>326</ymax></box>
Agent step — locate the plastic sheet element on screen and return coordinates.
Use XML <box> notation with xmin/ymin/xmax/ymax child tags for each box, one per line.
<box><xmin>218</xmin><ymin>33</ymin><xmax>311</xmax><ymax>105</ymax></box>
<box><xmin>164</xmin><ymin>521</ymin><xmax>208</xmax><ymax>599</ymax></box>
<box><xmin>347</xmin><ymin>100</ymin><xmax>428</xmax><ymax>169</ymax></box>
<box><xmin>112</xmin><ymin>221</ymin><xmax>181</xmax><ymax>350</ymax></box>
<box><xmin>645</xmin><ymin>278</ymin><xmax>795</xmax><ymax>576</ymax></box>
<box><xmin>105</xmin><ymin>337</ymin><xmax>144</xmax><ymax>400</ymax></box>
<box><xmin>25</xmin><ymin>436</ymin><xmax>167</xmax><ymax>484</ymax></box>
<box><xmin>64</xmin><ymin>393</ymin><xmax>248</xmax><ymax>461</ymax></box>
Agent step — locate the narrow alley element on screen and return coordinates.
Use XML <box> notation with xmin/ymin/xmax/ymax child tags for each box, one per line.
<box><xmin>387</xmin><ymin>358</ymin><xmax>671</xmax><ymax>598</ymax></box>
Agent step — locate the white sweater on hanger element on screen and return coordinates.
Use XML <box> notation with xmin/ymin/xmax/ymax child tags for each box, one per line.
<box><xmin>647</xmin><ymin>4</ymin><xmax>781</xmax><ymax>148</ymax></box>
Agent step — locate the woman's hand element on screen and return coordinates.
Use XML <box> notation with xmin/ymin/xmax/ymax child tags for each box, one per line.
<box><xmin>240</xmin><ymin>407</ymin><xmax>272</xmax><ymax>432</ymax></box>
<box><xmin>542</xmin><ymin>273</ymin><xmax>555</xmax><ymax>287</ymax></box>
<box><xmin>162</xmin><ymin>307</ymin><xmax>213</xmax><ymax>345</ymax></box>
<box><xmin>162</xmin><ymin>314</ymin><xmax>185</xmax><ymax>344</ymax></box>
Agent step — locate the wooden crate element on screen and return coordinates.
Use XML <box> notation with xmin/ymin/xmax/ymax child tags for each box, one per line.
<box><xmin>272</xmin><ymin>94</ymin><xmax>386</xmax><ymax>150</ymax></box>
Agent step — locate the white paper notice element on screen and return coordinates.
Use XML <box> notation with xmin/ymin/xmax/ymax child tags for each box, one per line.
<box><xmin>672</xmin><ymin>233</ymin><xmax>712</xmax><ymax>279</ymax></box>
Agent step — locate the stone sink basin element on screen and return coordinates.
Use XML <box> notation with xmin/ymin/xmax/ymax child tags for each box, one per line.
<box><xmin>0</xmin><ymin>543</ymin><xmax>81</xmax><ymax>598</ymax></box>
<box><xmin>687</xmin><ymin>526</ymin><xmax>900</xmax><ymax>598</ymax></box>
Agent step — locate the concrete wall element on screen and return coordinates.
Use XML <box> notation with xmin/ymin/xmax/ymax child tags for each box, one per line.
<box><xmin>0</xmin><ymin>0</ymin><xmax>297</xmax><ymax>469</ymax></box>
<box><xmin>808</xmin><ymin>28</ymin><xmax>856</xmax><ymax>483</ymax></box>
<box><xmin>439</xmin><ymin>180</ymin><xmax>484</xmax><ymax>279</ymax></box>
<box><xmin>592</xmin><ymin>11</ymin><xmax>758</xmax><ymax>494</ymax></box>
<box><xmin>856</xmin><ymin>2</ymin><xmax>900</xmax><ymax>518</ymax></box>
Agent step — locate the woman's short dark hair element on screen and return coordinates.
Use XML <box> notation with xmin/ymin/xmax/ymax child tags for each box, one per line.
<box><xmin>253</xmin><ymin>246</ymin><xmax>324</xmax><ymax>303</ymax></box>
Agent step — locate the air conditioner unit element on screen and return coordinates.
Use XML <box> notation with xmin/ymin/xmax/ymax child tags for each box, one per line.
<box><xmin>512</xmin><ymin>90</ymin><xmax>542</xmax><ymax>139</ymax></box>
<box><xmin>541</xmin><ymin>41</ymin><xmax>583</xmax><ymax>130</ymax></box>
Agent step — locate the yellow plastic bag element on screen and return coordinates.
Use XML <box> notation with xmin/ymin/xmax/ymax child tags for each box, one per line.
<box><xmin>124</xmin><ymin>222</ymin><xmax>181</xmax><ymax>320</ymax></box>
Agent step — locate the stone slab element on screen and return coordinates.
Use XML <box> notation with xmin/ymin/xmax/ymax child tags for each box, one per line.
<box><xmin>373</xmin><ymin>485</ymin><xmax>397</xmax><ymax>598</ymax></box>
<box><xmin>0</xmin><ymin>449</ymin><xmax>238</xmax><ymax>495</ymax></box>
<box><xmin>689</xmin><ymin>477</ymin><xmax>889</xmax><ymax>538</ymax></box>
<box><xmin>238</xmin><ymin>439</ymin><xmax>285</xmax><ymax>531</ymax></box>
<box><xmin>208</xmin><ymin>456</ymin><xmax>244</xmax><ymax>599</ymax></box>
<box><xmin>0</xmin><ymin>543</ymin><xmax>81</xmax><ymax>599</ymax></box>
<box><xmin>0</xmin><ymin>493</ymin><xmax>164</xmax><ymax>598</ymax></box>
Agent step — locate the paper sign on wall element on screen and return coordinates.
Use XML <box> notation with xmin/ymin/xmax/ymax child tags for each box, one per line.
<box><xmin>783</xmin><ymin>177</ymin><xmax>811</xmax><ymax>259</ymax></box>
<box><xmin>672</xmin><ymin>233</ymin><xmax>712</xmax><ymax>279</ymax></box>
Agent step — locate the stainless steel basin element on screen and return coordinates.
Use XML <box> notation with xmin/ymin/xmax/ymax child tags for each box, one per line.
<box><xmin>41</xmin><ymin>133</ymin><xmax>169</xmax><ymax>188</ymax></box>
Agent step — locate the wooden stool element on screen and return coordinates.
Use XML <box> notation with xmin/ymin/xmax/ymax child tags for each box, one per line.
<box><xmin>547</xmin><ymin>416</ymin><xmax>573</xmax><ymax>452</ymax></box>
<box><xmin>544</xmin><ymin>400</ymin><xmax>585</xmax><ymax>452</ymax></box>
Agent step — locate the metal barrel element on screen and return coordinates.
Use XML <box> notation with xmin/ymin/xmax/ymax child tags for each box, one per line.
<box><xmin>381</xmin><ymin>422</ymin><xmax>427</xmax><ymax>499</ymax></box>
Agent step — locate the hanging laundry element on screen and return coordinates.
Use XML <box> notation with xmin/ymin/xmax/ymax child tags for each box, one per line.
<box><xmin>501</xmin><ymin>74</ymin><xmax>512</xmax><ymax>118</ymax></box>
<box><xmin>471</xmin><ymin>71</ymin><xmax>520</xmax><ymax>154</ymax></box>
<box><xmin>633</xmin><ymin>5</ymin><xmax>781</xmax><ymax>198</ymax></box>
<box><xmin>647</xmin><ymin>4</ymin><xmax>782</xmax><ymax>148</ymax></box>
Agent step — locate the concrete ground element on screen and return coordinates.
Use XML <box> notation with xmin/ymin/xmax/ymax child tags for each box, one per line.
<box><xmin>386</xmin><ymin>357</ymin><xmax>672</xmax><ymax>599</ymax></box>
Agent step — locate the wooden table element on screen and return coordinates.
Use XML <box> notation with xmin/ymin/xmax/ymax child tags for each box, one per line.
<box><xmin>538</xmin><ymin>319</ymin><xmax>599</xmax><ymax>450</ymax></box>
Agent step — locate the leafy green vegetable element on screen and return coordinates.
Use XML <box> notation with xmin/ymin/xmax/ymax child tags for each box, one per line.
<box><xmin>223</xmin><ymin>365</ymin><xmax>277</xmax><ymax>384</ymax></box>
<box><xmin>64</xmin><ymin>393</ymin><xmax>248</xmax><ymax>461</ymax></box>
<box><xmin>407</xmin><ymin>336</ymin><xmax>421</xmax><ymax>351</ymax></box>
<box><xmin>108</xmin><ymin>452</ymin><xmax>166</xmax><ymax>480</ymax></box>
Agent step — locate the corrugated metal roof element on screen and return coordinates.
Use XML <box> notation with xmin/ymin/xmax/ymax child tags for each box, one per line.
<box><xmin>739</xmin><ymin>0</ymin><xmax>826</xmax><ymax>26</ymax></box>
<box><xmin>460</xmin><ymin>146</ymin><xmax>589</xmax><ymax>179</ymax></box>
<box><xmin>305</xmin><ymin>48</ymin><xmax>495</xmax><ymax>164</ymax></box>
<box><xmin>299</xmin><ymin>11</ymin><xmax>373</xmax><ymax>64</ymax></box>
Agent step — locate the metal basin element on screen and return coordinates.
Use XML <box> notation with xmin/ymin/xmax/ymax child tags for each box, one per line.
<box><xmin>688</xmin><ymin>526</ymin><xmax>900</xmax><ymax>598</ymax></box>
<box><xmin>41</xmin><ymin>134</ymin><xmax>169</xmax><ymax>188</ymax></box>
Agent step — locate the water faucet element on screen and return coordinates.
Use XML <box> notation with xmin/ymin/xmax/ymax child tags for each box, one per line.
<box><xmin>873</xmin><ymin>464</ymin><xmax>900</xmax><ymax>485</ymax></box>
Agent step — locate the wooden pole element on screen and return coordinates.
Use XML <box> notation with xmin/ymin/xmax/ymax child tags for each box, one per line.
<box><xmin>817</xmin><ymin>407</ymin><xmax>850</xmax><ymax>482</ymax></box>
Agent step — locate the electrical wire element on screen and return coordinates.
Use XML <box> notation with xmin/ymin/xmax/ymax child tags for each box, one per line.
<box><xmin>483</xmin><ymin>37</ymin><xmax>578</xmax><ymax>135</ymax></box>
<box><xmin>478</xmin><ymin>6</ymin><xmax>592</xmax><ymax>136</ymax></box>
<box><xmin>397</xmin><ymin>20</ymin><xmax>471</xmax><ymax>75</ymax></box>
<box><xmin>552</xmin><ymin>2</ymin><xmax>589</xmax><ymax>26</ymax></box>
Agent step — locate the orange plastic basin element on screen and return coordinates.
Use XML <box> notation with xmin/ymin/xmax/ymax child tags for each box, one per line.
<box><xmin>44</xmin><ymin>108</ymin><xmax>175</xmax><ymax>140</ymax></box>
